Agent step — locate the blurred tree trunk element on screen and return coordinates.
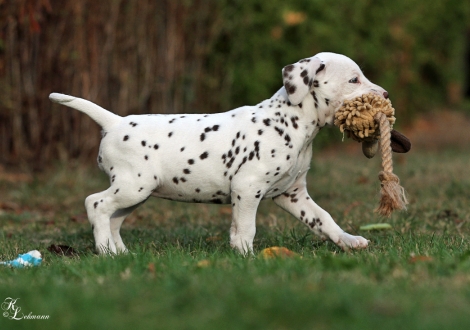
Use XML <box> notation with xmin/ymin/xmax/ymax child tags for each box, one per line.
<box><xmin>0</xmin><ymin>0</ymin><xmax>221</xmax><ymax>168</ymax></box>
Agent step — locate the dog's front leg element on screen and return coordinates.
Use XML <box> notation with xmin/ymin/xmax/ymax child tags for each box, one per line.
<box><xmin>230</xmin><ymin>189</ymin><xmax>262</xmax><ymax>255</ymax></box>
<box><xmin>273</xmin><ymin>180</ymin><xmax>369</xmax><ymax>251</ymax></box>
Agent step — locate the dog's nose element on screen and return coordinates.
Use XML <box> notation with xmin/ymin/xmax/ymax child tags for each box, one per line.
<box><xmin>383</xmin><ymin>91</ymin><xmax>389</xmax><ymax>99</ymax></box>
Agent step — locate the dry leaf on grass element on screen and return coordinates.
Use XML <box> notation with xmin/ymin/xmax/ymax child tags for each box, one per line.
<box><xmin>409</xmin><ymin>256</ymin><xmax>433</xmax><ymax>263</ymax></box>
<box><xmin>147</xmin><ymin>263</ymin><xmax>155</xmax><ymax>274</ymax></box>
<box><xmin>260</xmin><ymin>247</ymin><xmax>299</xmax><ymax>259</ymax></box>
<box><xmin>196</xmin><ymin>260</ymin><xmax>211</xmax><ymax>268</ymax></box>
<box><xmin>205</xmin><ymin>236</ymin><xmax>222</xmax><ymax>242</ymax></box>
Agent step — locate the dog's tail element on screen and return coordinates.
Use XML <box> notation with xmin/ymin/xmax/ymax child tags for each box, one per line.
<box><xmin>49</xmin><ymin>93</ymin><xmax>121</xmax><ymax>131</ymax></box>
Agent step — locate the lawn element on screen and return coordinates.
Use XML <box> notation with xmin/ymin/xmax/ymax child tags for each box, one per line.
<box><xmin>1</xmin><ymin>144</ymin><xmax>470</xmax><ymax>329</ymax></box>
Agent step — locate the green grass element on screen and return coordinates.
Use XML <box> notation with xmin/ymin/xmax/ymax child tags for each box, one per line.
<box><xmin>1</xmin><ymin>147</ymin><xmax>470</xmax><ymax>329</ymax></box>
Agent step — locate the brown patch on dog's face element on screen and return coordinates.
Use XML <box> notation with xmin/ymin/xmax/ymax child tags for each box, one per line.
<box><xmin>391</xmin><ymin>129</ymin><xmax>411</xmax><ymax>153</ymax></box>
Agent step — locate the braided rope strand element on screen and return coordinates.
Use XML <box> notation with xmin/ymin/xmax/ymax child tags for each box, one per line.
<box><xmin>374</xmin><ymin>112</ymin><xmax>408</xmax><ymax>217</ymax></box>
<box><xmin>377</xmin><ymin>111</ymin><xmax>393</xmax><ymax>173</ymax></box>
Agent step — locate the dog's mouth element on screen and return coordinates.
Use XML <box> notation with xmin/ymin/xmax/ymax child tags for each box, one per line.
<box><xmin>335</xmin><ymin>92</ymin><xmax>411</xmax><ymax>159</ymax></box>
<box><xmin>363</xmin><ymin>90</ymin><xmax>411</xmax><ymax>158</ymax></box>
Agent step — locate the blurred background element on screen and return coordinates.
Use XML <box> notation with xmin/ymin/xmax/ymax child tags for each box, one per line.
<box><xmin>1</xmin><ymin>0</ymin><xmax>469</xmax><ymax>169</ymax></box>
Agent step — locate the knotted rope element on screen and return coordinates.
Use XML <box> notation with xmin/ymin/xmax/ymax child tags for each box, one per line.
<box><xmin>334</xmin><ymin>93</ymin><xmax>408</xmax><ymax>217</ymax></box>
<box><xmin>374</xmin><ymin>111</ymin><xmax>408</xmax><ymax>217</ymax></box>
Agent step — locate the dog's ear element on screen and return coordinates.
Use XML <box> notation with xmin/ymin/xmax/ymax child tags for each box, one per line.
<box><xmin>391</xmin><ymin>129</ymin><xmax>411</xmax><ymax>153</ymax></box>
<box><xmin>282</xmin><ymin>56</ymin><xmax>325</xmax><ymax>105</ymax></box>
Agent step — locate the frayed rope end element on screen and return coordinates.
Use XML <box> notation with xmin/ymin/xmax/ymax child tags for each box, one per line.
<box><xmin>375</xmin><ymin>171</ymin><xmax>408</xmax><ymax>217</ymax></box>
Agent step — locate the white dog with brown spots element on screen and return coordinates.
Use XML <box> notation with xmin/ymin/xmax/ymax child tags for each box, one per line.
<box><xmin>50</xmin><ymin>52</ymin><xmax>408</xmax><ymax>254</ymax></box>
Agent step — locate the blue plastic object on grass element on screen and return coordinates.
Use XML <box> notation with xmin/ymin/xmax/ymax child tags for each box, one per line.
<box><xmin>0</xmin><ymin>250</ymin><xmax>42</xmax><ymax>268</ymax></box>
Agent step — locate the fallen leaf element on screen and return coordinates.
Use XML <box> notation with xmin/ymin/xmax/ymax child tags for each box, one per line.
<box><xmin>359</xmin><ymin>223</ymin><xmax>393</xmax><ymax>231</ymax></box>
<box><xmin>260</xmin><ymin>247</ymin><xmax>299</xmax><ymax>259</ymax></box>
<box><xmin>205</xmin><ymin>236</ymin><xmax>222</xmax><ymax>242</ymax></box>
<box><xmin>196</xmin><ymin>259</ymin><xmax>211</xmax><ymax>268</ymax></box>
<box><xmin>409</xmin><ymin>256</ymin><xmax>433</xmax><ymax>263</ymax></box>
<box><xmin>147</xmin><ymin>263</ymin><xmax>155</xmax><ymax>274</ymax></box>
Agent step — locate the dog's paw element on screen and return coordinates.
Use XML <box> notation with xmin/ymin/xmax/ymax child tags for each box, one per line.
<box><xmin>335</xmin><ymin>232</ymin><xmax>369</xmax><ymax>251</ymax></box>
<box><xmin>230</xmin><ymin>237</ymin><xmax>254</xmax><ymax>256</ymax></box>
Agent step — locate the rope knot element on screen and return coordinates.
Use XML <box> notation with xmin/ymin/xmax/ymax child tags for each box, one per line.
<box><xmin>378</xmin><ymin>171</ymin><xmax>400</xmax><ymax>184</ymax></box>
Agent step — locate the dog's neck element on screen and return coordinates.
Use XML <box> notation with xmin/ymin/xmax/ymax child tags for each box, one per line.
<box><xmin>251</xmin><ymin>87</ymin><xmax>340</xmax><ymax>147</ymax></box>
<box><xmin>267</xmin><ymin>87</ymin><xmax>338</xmax><ymax>128</ymax></box>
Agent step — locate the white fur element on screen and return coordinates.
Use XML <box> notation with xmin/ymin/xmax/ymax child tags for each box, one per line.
<box><xmin>50</xmin><ymin>52</ymin><xmax>387</xmax><ymax>254</ymax></box>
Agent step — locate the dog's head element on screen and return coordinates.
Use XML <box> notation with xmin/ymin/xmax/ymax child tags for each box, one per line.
<box><xmin>282</xmin><ymin>52</ymin><xmax>410</xmax><ymax>155</ymax></box>
<box><xmin>282</xmin><ymin>52</ymin><xmax>388</xmax><ymax>113</ymax></box>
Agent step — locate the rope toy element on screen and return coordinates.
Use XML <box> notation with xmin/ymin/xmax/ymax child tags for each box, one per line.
<box><xmin>334</xmin><ymin>93</ymin><xmax>408</xmax><ymax>217</ymax></box>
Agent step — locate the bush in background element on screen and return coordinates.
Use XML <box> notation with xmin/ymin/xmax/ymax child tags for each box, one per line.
<box><xmin>209</xmin><ymin>0</ymin><xmax>469</xmax><ymax>117</ymax></box>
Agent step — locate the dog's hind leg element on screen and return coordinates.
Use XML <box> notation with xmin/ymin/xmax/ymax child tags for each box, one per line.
<box><xmin>85</xmin><ymin>185</ymin><xmax>154</xmax><ymax>254</ymax></box>
<box><xmin>85</xmin><ymin>190</ymin><xmax>118</xmax><ymax>254</ymax></box>
<box><xmin>110</xmin><ymin>204</ymin><xmax>143</xmax><ymax>253</ymax></box>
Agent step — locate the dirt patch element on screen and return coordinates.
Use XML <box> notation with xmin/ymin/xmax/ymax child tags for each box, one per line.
<box><xmin>0</xmin><ymin>164</ymin><xmax>33</xmax><ymax>183</ymax></box>
<box><xmin>404</xmin><ymin>110</ymin><xmax>470</xmax><ymax>150</ymax></box>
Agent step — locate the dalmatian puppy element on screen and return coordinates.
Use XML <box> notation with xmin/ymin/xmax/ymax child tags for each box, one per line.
<box><xmin>50</xmin><ymin>52</ymin><xmax>394</xmax><ymax>255</ymax></box>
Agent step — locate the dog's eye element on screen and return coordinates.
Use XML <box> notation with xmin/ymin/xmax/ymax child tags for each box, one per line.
<box><xmin>349</xmin><ymin>77</ymin><xmax>359</xmax><ymax>83</ymax></box>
